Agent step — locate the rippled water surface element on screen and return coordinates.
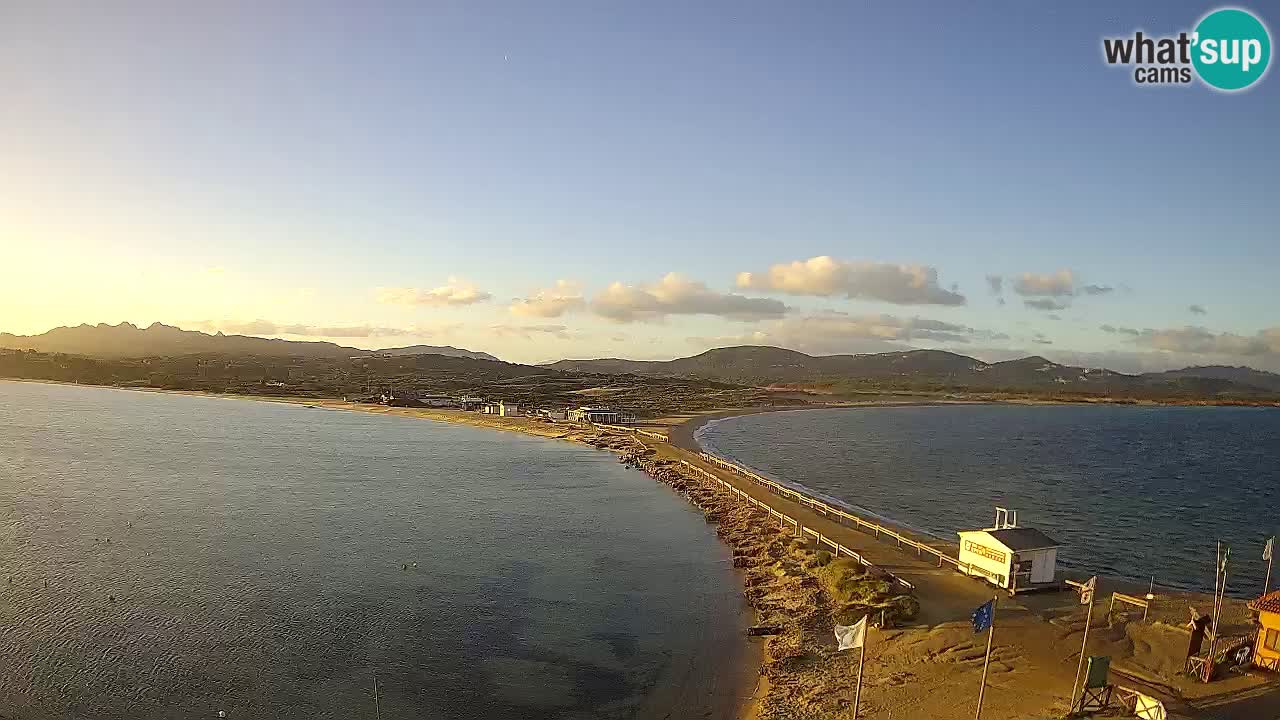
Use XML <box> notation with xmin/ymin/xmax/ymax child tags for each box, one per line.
<box><xmin>698</xmin><ymin>404</ymin><xmax>1280</xmax><ymax>594</ymax></box>
<box><xmin>0</xmin><ymin>381</ymin><xmax>747</xmax><ymax>719</ymax></box>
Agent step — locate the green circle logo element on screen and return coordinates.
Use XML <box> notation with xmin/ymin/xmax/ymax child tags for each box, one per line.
<box><xmin>1192</xmin><ymin>8</ymin><xmax>1271</xmax><ymax>91</ymax></box>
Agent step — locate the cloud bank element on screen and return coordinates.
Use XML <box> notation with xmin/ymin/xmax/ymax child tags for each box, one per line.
<box><xmin>735</xmin><ymin>256</ymin><xmax>965</xmax><ymax>306</ymax></box>
<box><xmin>1013</xmin><ymin>270</ymin><xmax>1077</xmax><ymax>297</ymax></box>
<box><xmin>376</xmin><ymin>278</ymin><xmax>492</xmax><ymax>306</ymax></box>
<box><xmin>509</xmin><ymin>280</ymin><xmax>586</xmax><ymax>318</ymax></box>
<box><xmin>195</xmin><ymin>320</ymin><xmax>412</xmax><ymax>338</ymax></box>
<box><xmin>593</xmin><ymin>272</ymin><xmax>788</xmax><ymax>322</ymax></box>
<box><xmin>693</xmin><ymin>312</ymin><xmax>1006</xmax><ymax>356</ymax></box>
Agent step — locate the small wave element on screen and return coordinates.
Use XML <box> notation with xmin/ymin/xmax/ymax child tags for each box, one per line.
<box><xmin>695</xmin><ymin>427</ymin><xmax>952</xmax><ymax>544</ymax></box>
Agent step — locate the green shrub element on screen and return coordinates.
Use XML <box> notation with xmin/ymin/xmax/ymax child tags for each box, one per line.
<box><xmin>804</xmin><ymin>550</ymin><xmax>833</xmax><ymax>569</ymax></box>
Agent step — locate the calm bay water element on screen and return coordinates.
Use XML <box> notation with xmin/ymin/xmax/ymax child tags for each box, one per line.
<box><xmin>698</xmin><ymin>404</ymin><xmax>1280</xmax><ymax>595</ymax></box>
<box><xmin>0</xmin><ymin>381</ymin><xmax>748</xmax><ymax>720</ymax></box>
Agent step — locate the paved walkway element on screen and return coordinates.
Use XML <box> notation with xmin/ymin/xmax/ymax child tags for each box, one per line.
<box><xmin>650</xmin><ymin>438</ymin><xmax>998</xmax><ymax>626</ymax></box>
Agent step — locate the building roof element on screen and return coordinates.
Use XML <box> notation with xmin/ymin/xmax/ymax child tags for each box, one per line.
<box><xmin>985</xmin><ymin>527</ymin><xmax>1061</xmax><ymax>551</ymax></box>
<box><xmin>1250</xmin><ymin>590</ymin><xmax>1280</xmax><ymax>614</ymax></box>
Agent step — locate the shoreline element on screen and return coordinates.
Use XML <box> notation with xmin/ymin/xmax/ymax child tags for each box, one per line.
<box><xmin>0</xmin><ymin>379</ymin><xmax>765</xmax><ymax>720</ymax></box>
<box><xmin>8</xmin><ymin>379</ymin><xmax>1275</xmax><ymax>717</ymax></box>
<box><xmin>672</xmin><ymin>402</ymin><xmax>1270</xmax><ymax>597</ymax></box>
<box><xmin>651</xmin><ymin>407</ymin><xmax>1273</xmax><ymax>717</ymax></box>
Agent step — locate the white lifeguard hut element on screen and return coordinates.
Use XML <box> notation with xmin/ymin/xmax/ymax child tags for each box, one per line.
<box><xmin>957</xmin><ymin>507</ymin><xmax>1061</xmax><ymax>593</ymax></box>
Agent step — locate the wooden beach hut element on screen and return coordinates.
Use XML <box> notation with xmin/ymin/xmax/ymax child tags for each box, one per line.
<box><xmin>1248</xmin><ymin>590</ymin><xmax>1280</xmax><ymax>671</ymax></box>
<box><xmin>957</xmin><ymin>509</ymin><xmax>1061</xmax><ymax>593</ymax></box>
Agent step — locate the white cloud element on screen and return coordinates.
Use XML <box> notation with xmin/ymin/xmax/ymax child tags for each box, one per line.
<box><xmin>376</xmin><ymin>277</ymin><xmax>492</xmax><ymax>306</ymax></box>
<box><xmin>1013</xmin><ymin>270</ymin><xmax>1076</xmax><ymax>297</ymax></box>
<box><xmin>489</xmin><ymin>323</ymin><xmax>573</xmax><ymax>340</ymax></box>
<box><xmin>1024</xmin><ymin>298</ymin><xmax>1070</xmax><ymax>311</ymax></box>
<box><xmin>1088</xmin><ymin>324</ymin><xmax>1280</xmax><ymax>371</ymax></box>
<box><xmin>1129</xmin><ymin>325</ymin><xmax>1280</xmax><ymax>356</ymax></box>
<box><xmin>193</xmin><ymin>319</ymin><xmax>413</xmax><ymax>338</ymax></box>
<box><xmin>736</xmin><ymin>256</ymin><xmax>965</xmax><ymax>305</ymax></box>
<box><xmin>1011</xmin><ymin>270</ymin><xmax>1115</xmax><ymax>312</ymax></box>
<box><xmin>692</xmin><ymin>312</ymin><xmax>1006</xmax><ymax>356</ymax></box>
<box><xmin>509</xmin><ymin>280</ymin><xmax>586</xmax><ymax>318</ymax></box>
<box><xmin>592</xmin><ymin>272</ymin><xmax>788</xmax><ymax>323</ymax></box>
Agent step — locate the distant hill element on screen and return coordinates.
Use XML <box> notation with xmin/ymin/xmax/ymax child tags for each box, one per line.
<box><xmin>371</xmin><ymin>345</ymin><xmax>499</xmax><ymax>361</ymax></box>
<box><xmin>550</xmin><ymin>346</ymin><xmax>988</xmax><ymax>385</ymax></box>
<box><xmin>0</xmin><ymin>323</ymin><xmax>499</xmax><ymax>361</ymax></box>
<box><xmin>1142</xmin><ymin>365</ymin><xmax>1280</xmax><ymax>393</ymax></box>
<box><xmin>549</xmin><ymin>346</ymin><xmax>1279</xmax><ymax>399</ymax></box>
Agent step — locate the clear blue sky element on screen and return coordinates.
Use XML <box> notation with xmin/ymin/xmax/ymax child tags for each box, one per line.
<box><xmin>2</xmin><ymin>1</ymin><xmax>1277</xmax><ymax>369</ymax></box>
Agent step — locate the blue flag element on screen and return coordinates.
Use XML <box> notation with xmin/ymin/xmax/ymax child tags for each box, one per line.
<box><xmin>972</xmin><ymin>599</ymin><xmax>994</xmax><ymax>633</ymax></box>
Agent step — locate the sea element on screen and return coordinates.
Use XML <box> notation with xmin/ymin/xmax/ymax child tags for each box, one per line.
<box><xmin>0</xmin><ymin>381</ymin><xmax>749</xmax><ymax>720</ymax></box>
<box><xmin>697</xmin><ymin>404</ymin><xmax>1280</xmax><ymax>596</ymax></box>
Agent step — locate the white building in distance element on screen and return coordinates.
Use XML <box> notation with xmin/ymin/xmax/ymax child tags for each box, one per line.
<box><xmin>957</xmin><ymin>509</ymin><xmax>1060</xmax><ymax>593</ymax></box>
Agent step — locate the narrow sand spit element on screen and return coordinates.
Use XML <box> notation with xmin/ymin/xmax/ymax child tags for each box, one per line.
<box><xmin>279</xmin><ymin>399</ymin><xmax>1280</xmax><ymax>718</ymax></box>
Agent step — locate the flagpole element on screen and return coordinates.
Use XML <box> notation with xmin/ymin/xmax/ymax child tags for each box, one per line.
<box><xmin>853</xmin><ymin>640</ymin><xmax>866</xmax><ymax>720</ymax></box>
<box><xmin>1214</xmin><ymin>541</ymin><xmax>1221</xmax><ymax>601</ymax></box>
<box><xmin>1069</xmin><ymin>589</ymin><xmax>1095</xmax><ymax>712</ymax></box>
<box><xmin>373</xmin><ymin>672</ymin><xmax>381</xmax><ymax>720</ymax></box>
<box><xmin>1265</xmin><ymin>537</ymin><xmax>1274</xmax><ymax>597</ymax></box>
<box><xmin>975</xmin><ymin>596</ymin><xmax>997</xmax><ymax>720</ymax></box>
<box><xmin>1206</xmin><ymin>547</ymin><xmax>1228</xmax><ymax>681</ymax></box>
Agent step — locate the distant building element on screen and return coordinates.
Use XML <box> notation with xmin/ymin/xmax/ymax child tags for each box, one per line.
<box><xmin>1249</xmin><ymin>591</ymin><xmax>1280</xmax><ymax>671</ymax></box>
<box><xmin>417</xmin><ymin>394</ymin><xmax>454</xmax><ymax>408</ymax></box>
<box><xmin>568</xmin><ymin>406</ymin><xmax>636</xmax><ymax>424</ymax></box>
<box><xmin>482</xmin><ymin>401</ymin><xmax>520</xmax><ymax>417</ymax></box>
<box><xmin>536</xmin><ymin>408</ymin><xmax>568</xmax><ymax>420</ymax></box>
<box><xmin>458</xmin><ymin>396</ymin><xmax>486</xmax><ymax>411</ymax></box>
<box><xmin>386</xmin><ymin>397</ymin><xmax>426</xmax><ymax>408</ymax></box>
<box><xmin>957</xmin><ymin>508</ymin><xmax>1060</xmax><ymax>592</ymax></box>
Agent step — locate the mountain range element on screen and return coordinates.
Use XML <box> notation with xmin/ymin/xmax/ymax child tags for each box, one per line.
<box><xmin>548</xmin><ymin>346</ymin><xmax>1280</xmax><ymax>397</ymax></box>
<box><xmin>0</xmin><ymin>323</ymin><xmax>499</xmax><ymax>361</ymax></box>
<box><xmin>3</xmin><ymin>324</ymin><xmax>1278</xmax><ymax>400</ymax></box>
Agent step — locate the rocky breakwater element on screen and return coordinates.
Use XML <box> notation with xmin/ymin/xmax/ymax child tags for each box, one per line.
<box><xmin>618</xmin><ymin>446</ymin><xmax>919</xmax><ymax>720</ymax></box>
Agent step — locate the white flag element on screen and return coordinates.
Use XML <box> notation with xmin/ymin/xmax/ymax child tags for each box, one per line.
<box><xmin>1265</xmin><ymin>537</ymin><xmax>1274</xmax><ymax>562</ymax></box>
<box><xmin>835</xmin><ymin>616</ymin><xmax>868</xmax><ymax>651</ymax></box>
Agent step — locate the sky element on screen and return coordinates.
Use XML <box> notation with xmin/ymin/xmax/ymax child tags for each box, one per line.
<box><xmin>2</xmin><ymin>1</ymin><xmax>1278</xmax><ymax>370</ymax></box>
